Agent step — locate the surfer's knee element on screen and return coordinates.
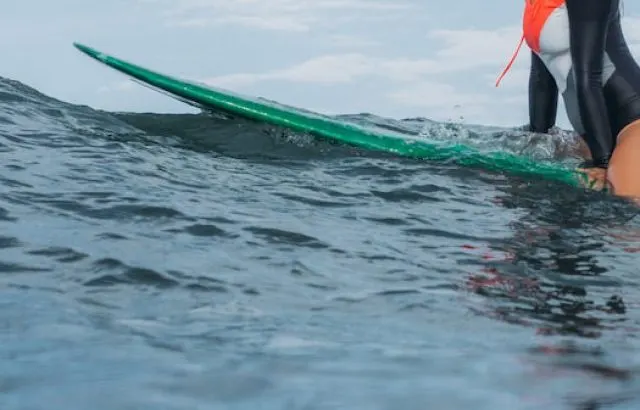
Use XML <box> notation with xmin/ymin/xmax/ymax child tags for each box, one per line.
<box><xmin>606</xmin><ymin>118</ymin><xmax>640</xmax><ymax>200</ymax></box>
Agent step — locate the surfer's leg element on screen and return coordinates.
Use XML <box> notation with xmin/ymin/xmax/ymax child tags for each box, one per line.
<box><xmin>606</xmin><ymin>119</ymin><xmax>640</xmax><ymax>201</ymax></box>
<box><xmin>582</xmin><ymin>12</ymin><xmax>640</xmax><ymax>199</ymax></box>
<box><xmin>587</xmin><ymin>82</ymin><xmax>640</xmax><ymax>196</ymax></box>
<box><xmin>600</xmin><ymin>13</ymin><xmax>640</xmax><ymax>202</ymax></box>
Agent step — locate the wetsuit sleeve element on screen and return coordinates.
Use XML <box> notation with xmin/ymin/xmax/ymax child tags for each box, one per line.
<box><xmin>565</xmin><ymin>0</ymin><xmax>618</xmax><ymax>168</ymax></box>
<box><xmin>606</xmin><ymin>10</ymin><xmax>640</xmax><ymax>89</ymax></box>
<box><xmin>528</xmin><ymin>51</ymin><xmax>558</xmax><ymax>133</ymax></box>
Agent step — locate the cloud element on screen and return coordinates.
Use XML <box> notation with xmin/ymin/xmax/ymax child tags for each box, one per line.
<box><xmin>164</xmin><ymin>11</ymin><xmax>640</xmax><ymax>91</ymax></box>
<box><xmin>389</xmin><ymin>82</ymin><xmax>493</xmax><ymax>109</ymax></box>
<box><xmin>205</xmin><ymin>53</ymin><xmax>377</xmax><ymax>87</ymax></box>
<box><xmin>144</xmin><ymin>0</ymin><xmax>416</xmax><ymax>32</ymax></box>
<box><xmin>386</xmin><ymin>81</ymin><xmax>506</xmax><ymax>122</ymax></box>
<box><xmin>203</xmin><ymin>26</ymin><xmax>526</xmax><ymax>87</ymax></box>
<box><xmin>427</xmin><ymin>26</ymin><xmax>523</xmax><ymax>67</ymax></box>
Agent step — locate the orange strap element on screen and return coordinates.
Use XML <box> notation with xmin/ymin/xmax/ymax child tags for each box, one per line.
<box><xmin>496</xmin><ymin>0</ymin><xmax>561</xmax><ymax>87</ymax></box>
<box><xmin>495</xmin><ymin>34</ymin><xmax>525</xmax><ymax>87</ymax></box>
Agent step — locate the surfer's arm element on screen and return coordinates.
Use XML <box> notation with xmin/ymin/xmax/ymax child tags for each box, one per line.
<box><xmin>528</xmin><ymin>51</ymin><xmax>558</xmax><ymax>133</ymax></box>
<box><xmin>566</xmin><ymin>0</ymin><xmax>617</xmax><ymax>168</ymax></box>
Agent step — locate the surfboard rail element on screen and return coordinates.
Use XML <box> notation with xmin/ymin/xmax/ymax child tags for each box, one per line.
<box><xmin>73</xmin><ymin>42</ymin><xmax>587</xmax><ymax>188</ymax></box>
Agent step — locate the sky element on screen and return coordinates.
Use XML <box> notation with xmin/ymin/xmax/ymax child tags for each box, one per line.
<box><xmin>2</xmin><ymin>0</ymin><xmax>640</xmax><ymax>129</ymax></box>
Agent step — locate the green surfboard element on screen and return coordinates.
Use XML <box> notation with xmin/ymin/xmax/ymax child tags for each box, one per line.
<box><xmin>73</xmin><ymin>42</ymin><xmax>588</xmax><ymax>188</ymax></box>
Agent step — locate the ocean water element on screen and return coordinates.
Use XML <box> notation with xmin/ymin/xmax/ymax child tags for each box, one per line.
<box><xmin>2</xmin><ymin>76</ymin><xmax>640</xmax><ymax>410</ymax></box>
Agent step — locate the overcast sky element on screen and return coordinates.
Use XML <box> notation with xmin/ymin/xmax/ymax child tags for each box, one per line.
<box><xmin>2</xmin><ymin>0</ymin><xmax>640</xmax><ymax>129</ymax></box>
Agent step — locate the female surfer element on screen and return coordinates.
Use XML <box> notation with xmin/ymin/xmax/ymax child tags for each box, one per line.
<box><xmin>499</xmin><ymin>0</ymin><xmax>640</xmax><ymax>199</ymax></box>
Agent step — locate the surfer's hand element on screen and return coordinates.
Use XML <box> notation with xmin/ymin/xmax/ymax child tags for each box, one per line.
<box><xmin>577</xmin><ymin>166</ymin><xmax>608</xmax><ymax>191</ymax></box>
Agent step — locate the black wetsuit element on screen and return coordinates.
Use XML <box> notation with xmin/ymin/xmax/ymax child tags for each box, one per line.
<box><xmin>528</xmin><ymin>0</ymin><xmax>640</xmax><ymax>169</ymax></box>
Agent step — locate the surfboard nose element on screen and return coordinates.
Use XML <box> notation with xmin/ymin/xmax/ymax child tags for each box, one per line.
<box><xmin>73</xmin><ymin>43</ymin><xmax>102</xmax><ymax>60</ymax></box>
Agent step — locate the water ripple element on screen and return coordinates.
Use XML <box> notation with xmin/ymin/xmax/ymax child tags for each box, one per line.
<box><xmin>1</xmin><ymin>75</ymin><xmax>640</xmax><ymax>409</ymax></box>
<box><xmin>84</xmin><ymin>258</ymin><xmax>180</xmax><ymax>288</ymax></box>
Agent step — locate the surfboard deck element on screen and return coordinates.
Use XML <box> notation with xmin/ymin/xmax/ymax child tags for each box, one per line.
<box><xmin>73</xmin><ymin>42</ymin><xmax>588</xmax><ymax>188</ymax></box>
